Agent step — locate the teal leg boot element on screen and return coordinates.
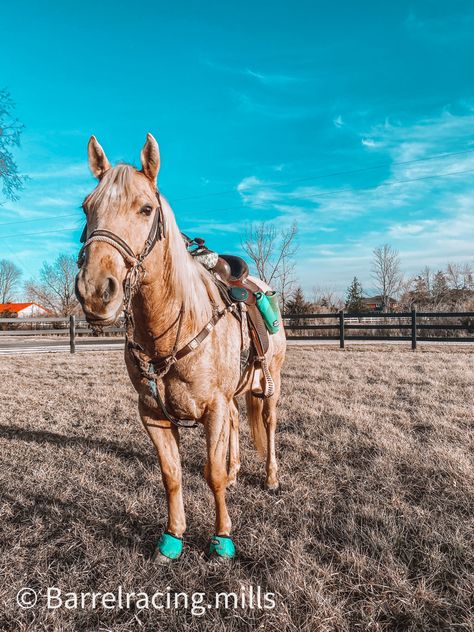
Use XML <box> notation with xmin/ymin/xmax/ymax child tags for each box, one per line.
<box><xmin>153</xmin><ymin>532</ymin><xmax>183</xmax><ymax>563</ymax></box>
<box><xmin>208</xmin><ymin>535</ymin><xmax>236</xmax><ymax>561</ymax></box>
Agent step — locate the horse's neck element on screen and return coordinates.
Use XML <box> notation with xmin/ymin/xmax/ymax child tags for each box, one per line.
<box><xmin>132</xmin><ymin>227</ymin><xmax>215</xmax><ymax>358</ymax></box>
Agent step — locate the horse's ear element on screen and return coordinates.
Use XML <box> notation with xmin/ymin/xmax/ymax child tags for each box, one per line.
<box><xmin>140</xmin><ymin>133</ymin><xmax>160</xmax><ymax>183</ymax></box>
<box><xmin>88</xmin><ymin>136</ymin><xmax>111</xmax><ymax>180</ymax></box>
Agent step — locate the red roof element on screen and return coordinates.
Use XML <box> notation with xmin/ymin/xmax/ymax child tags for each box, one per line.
<box><xmin>0</xmin><ymin>302</ymin><xmax>48</xmax><ymax>313</ymax></box>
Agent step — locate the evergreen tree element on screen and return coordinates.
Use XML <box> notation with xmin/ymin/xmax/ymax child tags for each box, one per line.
<box><xmin>411</xmin><ymin>274</ymin><xmax>430</xmax><ymax>305</ymax></box>
<box><xmin>285</xmin><ymin>287</ymin><xmax>312</xmax><ymax>314</ymax></box>
<box><xmin>345</xmin><ymin>277</ymin><xmax>364</xmax><ymax>313</ymax></box>
<box><xmin>432</xmin><ymin>270</ymin><xmax>449</xmax><ymax>305</ymax></box>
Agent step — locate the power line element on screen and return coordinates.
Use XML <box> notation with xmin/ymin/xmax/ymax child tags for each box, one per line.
<box><xmin>216</xmin><ymin>167</ymin><xmax>474</xmax><ymax>213</ymax></box>
<box><xmin>0</xmin><ymin>224</ymin><xmax>82</xmax><ymax>240</ymax></box>
<box><xmin>172</xmin><ymin>147</ymin><xmax>474</xmax><ymax>202</ymax></box>
<box><xmin>1</xmin><ymin>166</ymin><xmax>473</xmax><ymax>241</ymax></box>
<box><xmin>1</xmin><ymin>146</ymin><xmax>474</xmax><ymax>229</ymax></box>
<box><xmin>0</xmin><ymin>213</ymin><xmax>79</xmax><ymax>228</ymax></box>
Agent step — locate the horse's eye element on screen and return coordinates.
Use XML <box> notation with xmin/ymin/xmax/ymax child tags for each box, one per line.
<box><xmin>140</xmin><ymin>205</ymin><xmax>153</xmax><ymax>216</ymax></box>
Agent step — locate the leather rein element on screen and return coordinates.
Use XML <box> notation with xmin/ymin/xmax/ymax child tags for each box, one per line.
<box><xmin>77</xmin><ymin>190</ymin><xmax>237</xmax><ymax>428</ymax></box>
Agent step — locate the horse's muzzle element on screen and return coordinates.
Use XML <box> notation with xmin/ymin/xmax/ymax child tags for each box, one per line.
<box><xmin>75</xmin><ymin>269</ymin><xmax>123</xmax><ymax>324</ymax></box>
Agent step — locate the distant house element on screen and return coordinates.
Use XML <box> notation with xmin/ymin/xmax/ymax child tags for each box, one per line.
<box><xmin>0</xmin><ymin>302</ymin><xmax>49</xmax><ymax>317</ymax></box>
<box><xmin>361</xmin><ymin>295</ymin><xmax>397</xmax><ymax>311</ymax></box>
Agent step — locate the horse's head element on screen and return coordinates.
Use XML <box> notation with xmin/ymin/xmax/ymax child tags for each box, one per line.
<box><xmin>75</xmin><ymin>134</ymin><xmax>161</xmax><ymax>325</ymax></box>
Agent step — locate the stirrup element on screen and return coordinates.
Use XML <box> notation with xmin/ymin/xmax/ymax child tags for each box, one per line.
<box><xmin>251</xmin><ymin>357</ymin><xmax>275</xmax><ymax>399</ymax></box>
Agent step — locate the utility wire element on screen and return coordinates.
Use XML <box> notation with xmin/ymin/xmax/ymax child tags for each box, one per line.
<box><xmin>0</xmin><ymin>223</ymin><xmax>82</xmax><ymax>241</ymax></box>
<box><xmin>172</xmin><ymin>147</ymin><xmax>474</xmax><ymax>202</ymax></box>
<box><xmin>211</xmin><ymin>167</ymin><xmax>474</xmax><ymax>214</ymax></box>
<box><xmin>1</xmin><ymin>167</ymin><xmax>473</xmax><ymax>241</ymax></box>
<box><xmin>1</xmin><ymin>146</ymin><xmax>474</xmax><ymax>229</ymax></box>
<box><xmin>0</xmin><ymin>213</ymin><xmax>79</xmax><ymax>228</ymax></box>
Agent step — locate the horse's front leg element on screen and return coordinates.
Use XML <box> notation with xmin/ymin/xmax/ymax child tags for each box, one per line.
<box><xmin>139</xmin><ymin>400</ymin><xmax>185</xmax><ymax>562</ymax></box>
<box><xmin>204</xmin><ymin>399</ymin><xmax>236</xmax><ymax>560</ymax></box>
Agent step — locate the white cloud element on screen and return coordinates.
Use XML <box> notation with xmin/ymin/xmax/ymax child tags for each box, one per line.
<box><xmin>36</xmin><ymin>196</ymin><xmax>78</xmax><ymax>208</ymax></box>
<box><xmin>245</xmin><ymin>69</ymin><xmax>302</xmax><ymax>85</ymax></box>
<box><xmin>361</xmin><ymin>138</ymin><xmax>379</xmax><ymax>148</ymax></box>
<box><xmin>236</xmin><ymin>176</ymin><xmax>281</xmax><ymax>206</ymax></box>
<box><xmin>181</xmin><ymin>220</ymin><xmax>245</xmax><ymax>235</ymax></box>
<box><xmin>388</xmin><ymin>220</ymin><xmax>438</xmax><ymax>237</ymax></box>
<box><xmin>232</xmin><ymin>90</ymin><xmax>316</xmax><ymax>120</ymax></box>
<box><xmin>29</xmin><ymin>163</ymin><xmax>89</xmax><ymax>180</ymax></box>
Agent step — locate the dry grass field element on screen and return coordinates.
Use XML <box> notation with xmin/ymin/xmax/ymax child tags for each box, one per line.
<box><xmin>0</xmin><ymin>346</ymin><xmax>473</xmax><ymax>631</ymax></box>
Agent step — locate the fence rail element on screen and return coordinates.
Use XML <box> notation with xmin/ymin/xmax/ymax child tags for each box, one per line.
<box><xmin>0</xmin><ymin>310</ymin><xmax>473</xmax><ymax>352</ymax></box>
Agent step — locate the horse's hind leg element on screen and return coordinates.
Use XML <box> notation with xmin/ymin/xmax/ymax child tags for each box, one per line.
<box><xmin>227</xmin><ymin>398</ymin><xmax>240</xmax><ymax>487</ymax></box>
<box><xmin>139</xmin><ymin>401</ymin><xmax>185</xmax><ymax>561</ymax></box>
<box><xmin>263</xmin><ymin>365</ymin><xmax>281</xmax><ymax>492</ymax></box>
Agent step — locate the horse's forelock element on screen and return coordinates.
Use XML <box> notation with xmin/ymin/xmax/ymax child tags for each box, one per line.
<box><xmin>86</xmin><ymin>164</ymin><xmax>142</xmax><ymax>211</ymax></box>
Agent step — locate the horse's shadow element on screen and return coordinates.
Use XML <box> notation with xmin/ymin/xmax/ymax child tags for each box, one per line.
<box><xmin>0</xmin><ymin>422</ymin><xmax>155</xmax><ymax>466</ymax></box>
<box><xmin>1</xmin><ymin>422</ymin><xmax>273</xmax><ymax>565</ymax></box>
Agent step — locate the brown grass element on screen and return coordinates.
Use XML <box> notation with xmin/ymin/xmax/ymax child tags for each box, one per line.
<box><xmin>0</xmin><ymin>346</ymin><xmax>473</xmax><ymax>631</ymax></box>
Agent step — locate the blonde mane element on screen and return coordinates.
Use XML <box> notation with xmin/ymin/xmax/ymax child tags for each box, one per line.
<box><xmin>160</xmin><ymin>195</ymin><xmax>217</xmax><ymax>325</ymax></box>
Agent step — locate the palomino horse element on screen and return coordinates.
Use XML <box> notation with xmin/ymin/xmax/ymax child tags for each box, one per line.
<box><xmin>75</xmin><ymin>134</ymin><xmax>286</xmax><ymax>561</ymax></box>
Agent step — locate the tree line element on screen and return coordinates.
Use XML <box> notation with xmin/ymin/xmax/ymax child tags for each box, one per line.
<box><xmin>1</xmin><ymin>242</ymin><xmax>473</xmax><ymax>318</ymax></box>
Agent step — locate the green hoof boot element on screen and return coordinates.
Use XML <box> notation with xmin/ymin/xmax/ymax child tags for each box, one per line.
<box><xmin>208</xmin><ymin>535</ymin><xmax>236</xmax><ymax>560</ymax></box>
<box><xmin>153</xmin><ymin>532</ymin><xmax>183</xmax><ymax>562</ymax></box>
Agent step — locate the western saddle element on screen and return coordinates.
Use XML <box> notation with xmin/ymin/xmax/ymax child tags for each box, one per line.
<box><xmin>185</xmin><ymin>236</ymin><xmax>274</xmax><ymax>398</ymax></box>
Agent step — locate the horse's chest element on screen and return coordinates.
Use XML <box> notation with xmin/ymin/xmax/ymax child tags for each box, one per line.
<box><xmin>125</xmin><ymin>329</ymin><xmax>241</xmax><ymax>420</ymax></box>
<box><xmin>127</xmin><ymin>359</ymin><xmax>210</xmax><ymax>420</ymax></box>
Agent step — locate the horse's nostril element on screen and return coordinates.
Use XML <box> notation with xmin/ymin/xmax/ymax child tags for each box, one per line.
<box><xmin>102</xmin><ymin>276</ymin><xmax>119</xmax><ymax>304</ymax></box>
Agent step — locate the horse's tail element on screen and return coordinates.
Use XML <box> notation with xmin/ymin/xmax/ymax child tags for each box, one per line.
<box><xmin>245</xmin><ymin>392</ymin><xmax>266</xmax><ymax>457</ymax></box>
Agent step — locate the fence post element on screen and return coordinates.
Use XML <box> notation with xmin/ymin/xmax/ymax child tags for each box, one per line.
<box><xmin>69</xmin><ymin>315</ymin><xmax>76</xmax><ymax>354</ymax></box>
<box><xmin>411</xmin><ymin>305</ymin><xmax>417</xmax><ymax>351</ymax></box>
<box><xmin>339</xmin><ymin>310</ymin><xmax>345</xmax><ymax>349</ymax></box>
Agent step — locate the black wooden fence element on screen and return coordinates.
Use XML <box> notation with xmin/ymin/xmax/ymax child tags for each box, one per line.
<box><xmin>1</xmin><ymin>310</ymin><xmax>473</xmax><ymax>352</ymax></box>
<box><xmin>284</xmin><ymin>308</ymin><xmax>474</xmax><ymax>349</ymax></box>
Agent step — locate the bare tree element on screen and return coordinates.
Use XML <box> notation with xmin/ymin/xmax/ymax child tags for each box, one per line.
<box><xmin>446</xmin><ymin>262</ymin><xmax>474</xmax><ymax>290</ymax></box>
<box><xmin>371</xmin><ymin>244</ymin><xmax>403</xmax><ymax>311</ymax></box>
<box><xmin>242</xmin><ymin>221</ymin><xmax>298</xmax><ymax>309</ymax></box>
<box><xmin>0</xmin><ymin>259</ymin><xmax>22</xmax><ymax>303</ymax></box>
<box><xmin>311</xmin><ymin>284</ymin><xmax>343</xmax><ymax>310</ymax></box>
<box><xmin>421</xmin><ymin>266</ymin><xmax>433</xmax><ymax>294</ymax></box>
<box><xmin>0</xmin><ymin>89</ymin><xmax>26</xmax><ymax>202</ymax></box>
<box><xmin>25</xmin><ymin>254</ymin><xmax>79</xmax><ymax>315</ymax></box>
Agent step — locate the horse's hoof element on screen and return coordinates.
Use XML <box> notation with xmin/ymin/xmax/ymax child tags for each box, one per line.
<box><xmin>152</xmin><ymin>550</ymin><xmax>175</xmax><ymax>565</ymax></box>
<box><xmin>265</xmin><ymin>483</ymin><xmax>281</xmax><ymax>496</ymax></box>
<box><xmin>153</xmin><ymin>532</ymin><xmax>183</xmax><ymax>562</ymax></box>
<box><xmin>208</xmin><ymin>535</ymin><xmax>236</xmax><ymax>561</ymax></box>
<box><xmin>208</xmin><ymin>553</ymin><xmax>233</xmax><ymax>566</ymax></box>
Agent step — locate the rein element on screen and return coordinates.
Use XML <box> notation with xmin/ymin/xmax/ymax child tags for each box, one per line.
<box><xmin>77</xmin><ymin>190</ymin><xmax>236</xmax><ymax>428</ymax></box>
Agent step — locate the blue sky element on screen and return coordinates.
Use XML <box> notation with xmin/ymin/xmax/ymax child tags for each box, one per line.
<box><xmin>0</xmin><ymin>0</ymin><xmax>473</xmax><ymax>296</ymax></box>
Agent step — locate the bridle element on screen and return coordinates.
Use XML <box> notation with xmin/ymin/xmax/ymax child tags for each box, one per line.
<box><xmin>77</xmin><ymin>189</ymin><xmax>166</xmax><ymax>351</ymax></box>
<box><xmin>78</xmin><ymin>190</ymin><xmax>165</xmax><ymax>271</ymax></box>
<box><xmin>76</xmin><ymin>189</ymin><xmax>237</xmax><ymax>428</ymax></box>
